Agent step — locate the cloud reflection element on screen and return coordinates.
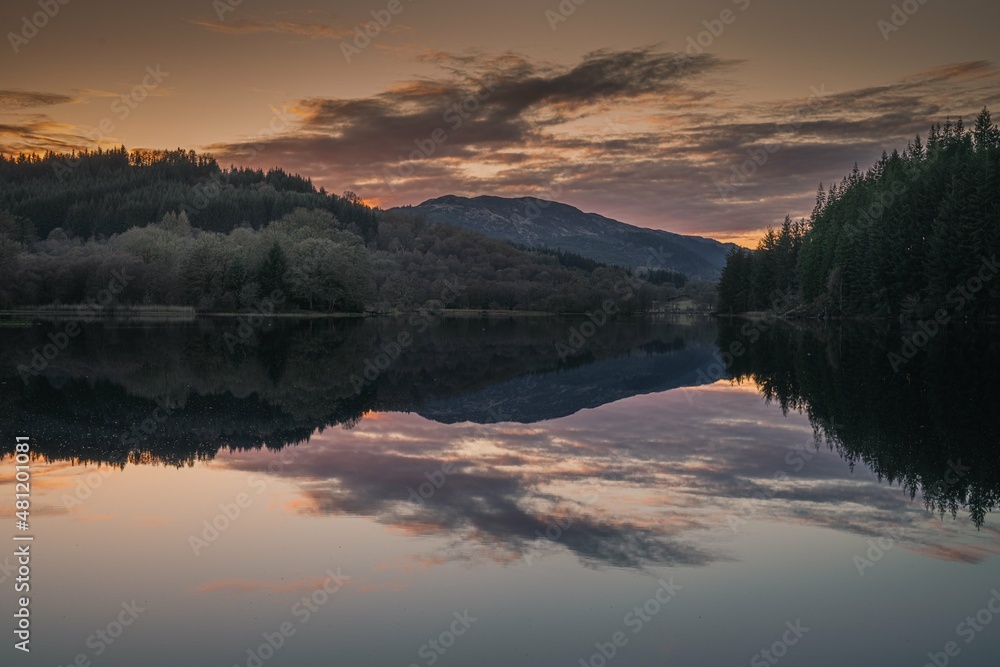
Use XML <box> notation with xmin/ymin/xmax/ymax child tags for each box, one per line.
<box><xmin>218</xmin><ymin>383</ymin><xmax>998</xmax><ymax>571</ymax></box>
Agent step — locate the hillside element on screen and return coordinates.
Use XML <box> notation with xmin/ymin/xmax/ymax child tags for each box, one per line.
<box><xmin>0</xmin><ymin>148</ymin><xmax>687</xmax><ymax>314</ymax></box>
<box><xmin>391</xmin><ymin>195</ymin><xmax>736</xmax><ymax>279</ymax></box>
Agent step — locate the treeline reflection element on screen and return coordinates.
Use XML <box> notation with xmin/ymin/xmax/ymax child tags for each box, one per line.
<box><xmin>718</xmin><ymin>320</ymin><xmax>1000</xmax><ymax>528</ymax></box>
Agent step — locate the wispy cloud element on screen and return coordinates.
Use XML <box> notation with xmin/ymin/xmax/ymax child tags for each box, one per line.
<box><xmin>0</xmin><ymin>90</ymin><xmax>78</xmax><ymax>111</ymax></box>
<box><xmin>205</xmin><ymin>50</ymin><xmax>999</xmax><ymax>238</ymax></box>
<box><xmin>187</xmin><ymin>16</ymin><xmax>397</xmax><ymax>40</ymax></box>
<box><xmin>0</xmin><ymin>115</ymin><xmax>100</xmax><ymax>155</ymax></box>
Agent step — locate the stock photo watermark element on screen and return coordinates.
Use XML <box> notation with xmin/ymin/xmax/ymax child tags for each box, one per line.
<box><xmin>920</xmin><ymin>589</ymin><xmax>1000</xmax><ymax>667</ymax></box>
<box><xmin>233</xmin><ymin>567</ymin><xmax>351</xmax><ymax>667</ymax></box>
<box><xmin>406</xmin><ymin>611</ymin><xmax>477</xmax><ymax>667</ymax></box>
<box><xmin>189</xmin><ymin>447</ymin><xmax>301</xmax><ymax>556</ymax></box>
<box><xmin>877</xmin><ymin>0</ymin><xmax>931</xmax><ymax>41</ymax></box>
<box><xmin>380</xmin><ymin>77</ymin><xmax>499</xmax><ymax>191</ymax></box>
<box><xmin>15</xmin><ymin>268</ymin><xmax>135</xmax><ymax>383</ymax></box>
<box><xmin>577</xmin><ymin>578</ymin><xmax>682</xmax><ymax>667</ymax></box>
<box><xmin>714</xmin><ymin>85</ymin><xmax>828</xmax><ymax>199</ymax></box>
<box><xmin>349</xmin><ymin>278</ymin><xmax>464</xmax><ymax>392</ymax></box>
<box><xmin>888</xmin><ymin>256</ymin><xmax>998</xmax><ymax>372</ymax></box>
<box><xmin>7</xmin><ymin>0</ymin><xmax>71</xmax><ymax>54</ymax></box>
<box><xmin>750</xmin><ymin>620</ymin><xmax>810</xmax><ymax>667</ymax></box>
<box><xmin>341</xmin><ymin>0</ymin><xmax>416</xmax><ymax>62</ymax></box>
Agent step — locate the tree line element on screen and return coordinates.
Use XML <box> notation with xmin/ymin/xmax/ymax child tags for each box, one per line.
<box><xmin>0</xmin><ymin>147</ymin><xmax>378</xmax><ymax>240</ymax></box>
<box><xmin>717</xmin><ymin>107</ymin><xmax>1000</xmax><ymax>319</ymax></box>
<box><xmin>0</xmin><ymin>148</ymin><xmax>687</xmax><ymax>313</ymax></box>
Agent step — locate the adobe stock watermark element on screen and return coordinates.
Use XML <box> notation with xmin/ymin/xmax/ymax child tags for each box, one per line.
<box><xmin>341</xmin><ymin>0</ymin><xmax>415</xmax><ymax>62</ymax></box>
<box><xmin>852</xmin><ymin>526</ymin><xmax>907</xmax><ymax>577</ymax></box>
<box><xmin>877</xmin><ymin>0</ymin><xmax>931</xmax><ymax>41</ymax></box>
<box><xmin>380</xmin><ymin>77</ymin><xmax>498</xmax><ymax>191</ymax></box>
<box><xmin>750</xmin><ymin>620</ymin><xmax>810</xmax><ymax>667</ymax></box>
<box><xmin>225</xmin><ymin>105</ymin><xmax>300</xmax><ymax>163</ymax></box>
<box><xmin>920</xmin><ymin>589</ymin><xmax>1000</xmax><ymax>667</ymax></box>
<box><xmin>178</xmin><ymin>106</ymin><xmax>300</xmax><ymax>217</ymax></box>
<box><xmin>679</xmin><ymin>0</ymin><xmax>752</xmax><ymax>51</ymax></box>
<box><xmin>648</xmin><ymin>0</ymin><xmax>752</xmax><ymax>88</ymax></box>
<box><xmin>723</xmin><ymin>424</ymin><xmax>835</xmax><ymax>533</ymax></box>
<box><xmin>53</xmin><ymin>66</ymin><xmax>171</xmax><ymax>181</ymax></box>
<box><xmin>234</xmin><ymin>567</ymin><xmax>351</xmax><ymax>667</ymax></box>
<box><xmin>522</xmin><ymin>495</ymin><xmax>599</xmax><ymax>565</ymax></box>
<box><xmin>223</xmin><ymin>290</ymin><xmax>286</xmax><ymax>353</ymax></box>
<box><xmin>348</xmin><ymin>279</ymin><xmax>464</xmax><ymax>392</ymax></box>
<box><xmin>510</xmin><ymin>183</ymin><xmax>565</xmax><ymax>226</ymax></box>
<box><xmin>7</xmin><ymin>0</ymin><xmax>71</xmax><ymax>54</ymax></box>
<box><xmin>53</xmin><ymin>600</ymin><xmax>145</xmax><ymax>666</ymax></box>
<box><xmin>577</xmin><ymin>578</ymin><xmax>682</xmax><ymax>667</ymax></box>
<box><xmin>555</xmin><ymin>272</ymin><xmax>650</xmax><ymax>361</ymax></box>
<box><xmin>213</xmin><ymin>0</ymin><xmax>243</xmax><ymax>21</ymax></box>
<box><xmin>406</xmin><ymin>611</ymin><xmax>477</xmax><ymax>667</ymax></box>
<box><xmin>407</xmin><ymin>461</ymin><xmax>457</xmax><ymax>504</ymax></box>
<box><xmin>189</xmin><ymin>448</ymin><xmax>301</xmax><ymax>556</ymax></box>
<box><xmin>545</xmin><ymin>0</ymin><xmax>593</xmax><ymax>31</ymax></box>
<box><xmin>888</xmin><ymin>256</ymin><xmax>998</xmax><ymax>372</ymax></box>
<box><xmin>16</xmin><ymin>267</ymin><xmax>135</xmax><ymax>384</ymax></box>
<box><xmin>685</xmin><ymin>288</ymin><xmax>795</xmax><ymax>399</ymax></box>
<box><xmin>843</xmin><ymin>175</ymin><xmax>911</xmax><ymax>238</ymax></box>
<box><xmin>60</xmin><ymin>466</ymin><xmax>119</xmax><ymax>510</ymax></box>
<box><xmin>714</xmin><ymin>84</ymin><xmax>827</xmax><ymax>199</ymax></box>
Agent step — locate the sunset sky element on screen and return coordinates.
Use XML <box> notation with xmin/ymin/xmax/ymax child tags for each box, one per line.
<box><xmin>2</xmin><ymin>0</ymin><xmax>999</xmax><ymax>244</ymax></box>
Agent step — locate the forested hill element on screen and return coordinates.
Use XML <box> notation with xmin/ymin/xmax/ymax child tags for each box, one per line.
<box><xmin>717</xmin><ymin>108</ymin><xmax>1000</xmax><ymax>319</ymax></box>
<box><xmin>0</xmin><ymin>147</ymin><xmax>378</xmax><ymax>240</ymax></box>
<box><xmin>0</xmin><ymin>147</ymin><xmax>691</xmax><ymax>314</ymax></box>
<box><xmin>391</xmin><ymin>195</ymin><xmax>736</xmax><ymax>279</ymax></box>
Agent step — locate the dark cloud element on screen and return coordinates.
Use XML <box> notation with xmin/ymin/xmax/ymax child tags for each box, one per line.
<box><xmin>206</xmin><ymin>51</ymin><xmax>1000</xmax><ymax>239</ymax></box>
<box><xmin>0</xmin><ymin>90</ymin><xmax>77</xmax><ymax>112</ymax></box>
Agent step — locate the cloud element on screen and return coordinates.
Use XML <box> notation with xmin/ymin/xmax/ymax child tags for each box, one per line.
<box><xmin>0</xmin><ymin>90</ymin><xmax>77</xmax><ymax>112</ymax></box>
<box><xmin>187</xmin><ymin>16</ymin><xmax>392</xmax><ymax>40</ymax></box>
<box><xmin>205</xmin><ymin>51</ymin><xmax>1000</xmax><ymax>240</ymax></box>
<box><xmin>0</xmin><ymin>116</ymin><xmax>105</xmax><ymax>155</ymax></box>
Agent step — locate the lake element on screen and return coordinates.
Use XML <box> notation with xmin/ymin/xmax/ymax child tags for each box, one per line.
<box><xmin>1</xmin><ymin>316</ymin><xmax>998</xmax><ymax>666</ymax></box>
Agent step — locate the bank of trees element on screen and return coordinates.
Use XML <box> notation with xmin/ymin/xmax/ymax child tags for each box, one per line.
<box><xmin>0</xmin><ymin>148</ymin><xmax>675</xmax><ymax>313</ymax></box>
<box><xmin>0</xmin><ymin>147</ymin><xmax>378</xmax><ymax>240</ymax></box>
<box><xmin>717</xmin><ymin>108</ymin><xmax>1000</xmax><ymax>318</ymax></box>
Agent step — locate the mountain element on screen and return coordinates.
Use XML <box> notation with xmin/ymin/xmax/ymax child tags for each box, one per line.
<box><xmin>391</xmin><ymin>195</ymin><xmax>737</xmax><ymax>279</ymax></box>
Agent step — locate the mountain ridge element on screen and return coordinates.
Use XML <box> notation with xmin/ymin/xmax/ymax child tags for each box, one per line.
<box><xmin>390</xmin><ymin>194</ymin><xmax>736</xmax><ymax>279</ymax></box>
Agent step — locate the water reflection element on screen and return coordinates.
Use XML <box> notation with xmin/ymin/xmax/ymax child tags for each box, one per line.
<box><xmin>0</xmin><ymin>317</ymin><xmax>719</xmax><ymax>463</ymax></box>
<box><xmin>2</xmin><ymin>317</ymin><xmax>997</xmax><ymax>572</ymax></box>
<box><xmin>718</xmin><ymin>320</ymin><xmax>1000</xmax><ymax>528</ymax></box>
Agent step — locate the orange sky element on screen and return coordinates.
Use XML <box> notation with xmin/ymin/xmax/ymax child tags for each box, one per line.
<box><xmin>2</xmin><ymin>0</ymin><xmax>999</xmax><ymax>243</ymax></box>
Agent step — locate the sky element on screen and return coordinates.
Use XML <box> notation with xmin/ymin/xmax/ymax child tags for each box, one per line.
<box><xmin>2</xmin><ymin>0</ymin><xmax>999</xmax><ymax>245</ymax></box>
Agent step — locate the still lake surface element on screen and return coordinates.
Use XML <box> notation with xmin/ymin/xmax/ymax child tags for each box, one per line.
<box><xmin>1</xmin><ymin>316</ymin><xmax>998</xmax><ymax>666</ymax></box>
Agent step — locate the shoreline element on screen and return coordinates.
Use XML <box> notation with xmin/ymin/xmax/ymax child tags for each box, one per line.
<box><xmin>0</xmin><ymin>307</ymin><xmax>715</xmax><ymax>323</ymax></box>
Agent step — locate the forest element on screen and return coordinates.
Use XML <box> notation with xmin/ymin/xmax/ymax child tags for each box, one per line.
<box><xmin>0</xmin><ymin>147</ymin><xmax>694</xmax><ymax>314</ymax></box>
<box><xmin>717</xmin><ymin>108</ymin><xmax>1000</xmax><ymax>319</ymax></box>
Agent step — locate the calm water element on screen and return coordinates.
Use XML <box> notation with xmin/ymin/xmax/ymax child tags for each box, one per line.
<box><xmin>1</xmin><ymin>316</ymin><xmax>998</xmax><ymax>666</ymax></box>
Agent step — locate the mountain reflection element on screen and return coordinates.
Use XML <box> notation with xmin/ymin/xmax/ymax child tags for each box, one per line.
<box><xmin>2</xmin><ymin>316</ymin><xmax>998</xmax><ymax>570</ymax></box>
<box><xmin>0</xmin><ymin>317</ymin><xmax>718</xmax><ymax>463</ymax></box>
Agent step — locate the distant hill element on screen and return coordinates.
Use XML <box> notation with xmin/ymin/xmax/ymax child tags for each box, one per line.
<box><xmin>391</xmin><ymin>195</ymin><xmax>736</xmax><ymax>279</ymax></box>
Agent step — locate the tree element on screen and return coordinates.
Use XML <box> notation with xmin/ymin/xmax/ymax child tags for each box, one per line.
<box><xmin>257</xmin><ymin>242</ymin><xmax>289</xmax><ymax>299</ymax></box>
